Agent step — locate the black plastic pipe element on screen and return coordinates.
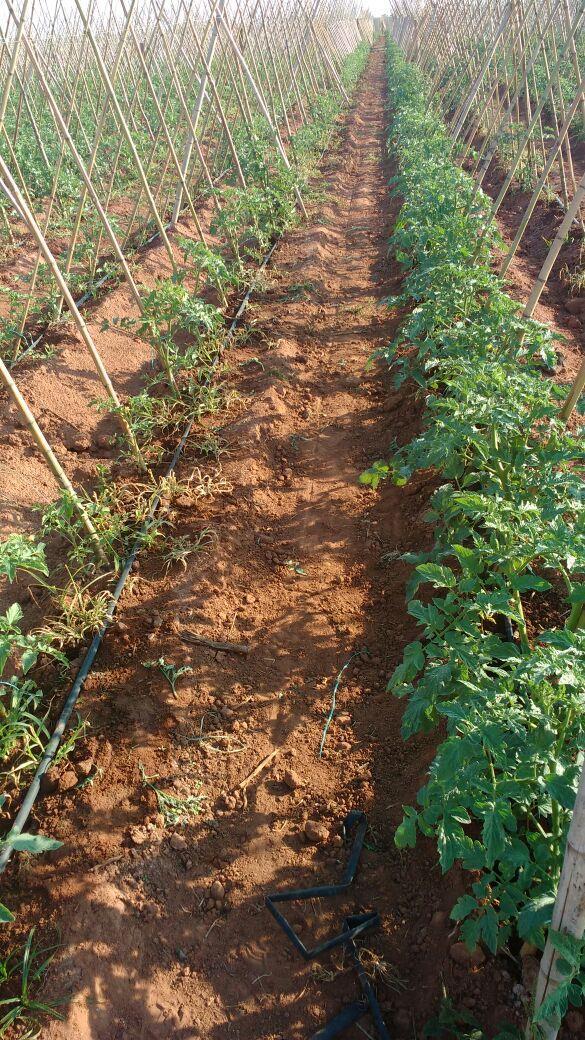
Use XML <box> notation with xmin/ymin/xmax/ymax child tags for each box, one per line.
<box><xmin>0</xmin><ymin>239</ymin><xmax>279</xmax><ymax>873</ymax></box>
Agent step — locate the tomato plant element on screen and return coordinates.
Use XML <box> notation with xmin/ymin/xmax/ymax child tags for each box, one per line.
<box><xmin>372</xmin><ymin>43</ymin><xmax>585</xmax><ymax>1016</ymax></box>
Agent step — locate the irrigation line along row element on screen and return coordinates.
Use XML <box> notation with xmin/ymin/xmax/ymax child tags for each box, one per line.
<box><xmin>0</xmin><ymin>6</ymin><xmax>367</xmax><ymax>513</ymax></box>
<box><xmin>0</xmin><ymin>233</ymin><xmax>280</xmax><ymax>876</ymax></box>
<box><xmin>0</xmin><ymin>2</ymin><xmax>372</xmax><ymax>870</ymax></box>
<box><xmin>0</xmin><ymin>4</ymin><xmax>340</xmax><ymax>816</ymax></box>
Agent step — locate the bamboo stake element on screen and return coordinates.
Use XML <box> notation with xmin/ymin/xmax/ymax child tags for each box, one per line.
<box><xmin>277</xmin><ymin>0</ymin><xmax>318</xmax><ymax>113</ymax></box>
<box><xmin>531</xmin><ymin>0</ymin><xmax>571</xmax><ymax>209</ymax></box>
<box><xmin>0</xmin><ymin>355</ymin><xmax>106</xmax><ymax>562</ymax></box>
<box><xmin>309</xmin><ymin>10</ymin><xmax>349</xmax><ymax>102</ymax></box>
<box><xmin>286</xmin><ymin>25</ymin><xmax>311</xmax><ymax>115</ymax></box>
<box><xmin>178</xmin><ymin>21</ymin><xmax>234</xmax><ymax>201</ymax></box>
<box><xmin>500</xmin><ymin>81</ymin><xmax>585</xmax><ymax>274</ymax></box>
<box><xmin>476</xmin><ymin>63</ymin><xmax>583</xmax><ymax>254</ymax></box>
<box><xmin>170</xmin><ymin>4</ymin><xmax>226</xmax><ymax>201</ymax></box>
<box><xmin>156</xmin><ymin>21</ymin><xmax>221</xmax><ymax>207</ymax></box>
<box><xmin>524</xmin><ymin>169</ymin><xmax>585</xmax><ymax>318</ymax></box>
<box><xmin>561</xmin><ymin>0</ymin><xmax>585</xmax><ymax>132</ymax></box>
<box><xmin>0</xmin><ymin>162</ymin><xmax>143</xmax><ymax>465</ymax></box>
<box><xmin>0</xmin><ymin>15</ymin><xmax>26</xmax><ymax>246</ymax></box>
<box><xmin>256</xmin><ymin>2</ymin><xmax>291</xmax><ymax>139</ymax></box>
<box><xmin>122</xmin><ymin>0</ymin><xmax>199</xmax><ymax>242</ymax></box>
<box><xmin>560</xmin><ymin>360</ymin><xmax>585</xmax><ymax>422</ymax></box>
<box><xmin>440</xmin><ymin>0</ymin><xmax>485</xmax><ymax>124</ymax></box>
<box><xmin>468</xmin><ymin>0</ymin><xmax>563</xmax><ymax>202</ymax></box>
<box><xmin>123</xmin><ymin>2</ymin><xmax>210</xmax><ymax>239</ymax></box>
<box><xmin>450</xmin><ymin>1</ymin><xmax>502</xmax><ymax>139</ymax></box>
<box><xmin>0</xmin><ymin>0</ymin><xmax>31</xmax><ymax>139</ymax></box>
<box><xmin>214</xmin><ymin>5</ymin><xmax>308</xmax><ymax>218</ymax></box>
<box><xmin>463</xmin><ymin>7</ymin><xmax>527</xmax><ymax>177</ymax></box>
<box><xmin>21</xmin><ymin>35</ymin><xmax>146</xmax><ymax>314</ymax></box>
<box><xmin>15</xmin><ymin>0</ymin><xmax>96</xmax><ymax>348</ymax></box>
<box><xmin>300</xmin><ymin>1</ymin><xmax>330</xmax><ymax>97</ymax></box>
<box><xmin>186</xmin><ymin>18</ymin><xmax>247</xmax><ymax>188</ymax></box>
<box><xmin>71</xmin><ymin>0</ymin><xmax>177</xmax><ymax>270</ymax></box>
<box><xmin>283</xmin><ymin>2</ymin><xmax>316</xmax><ymax>107</ymax></box>
<box><xmin>530</xmin><ymin>759</ymin><xmax>585</xmax><ymax>1039</ymax></box>
<box><xmin>59</xmin><ymin>0</ymin><xmax>139</xmax><ymax>306</ymax></box>
<box><xmin>172</xmin><ymin>0</ymin><xmax>224</xmax><ymax>225</ymax></box>
<box><xmin>544</xmin><ymin>0</ymin><xmax>581</xmax><ymax>214</ymax></box>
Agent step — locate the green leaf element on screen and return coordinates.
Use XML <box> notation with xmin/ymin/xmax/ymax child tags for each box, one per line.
<box><xmin>20</xmin><ymin>648</ymin><xmax>39</xmax><ymax>675</ymax></box>
<box><xmin>504</xmin><ymin>837</ymin><xmax>531</xmax><ymax>869</ymax></box>
<box><xmin>518</xmin><ymin>896</ymin><xmax>555</xmax><ymax>940</ymax></box>
<box><xmin>389</xmin><ymin>640</ymin><xmax>426</xmax><ymax>690</ymax></box>
<box><xmin>451</xmin><ymin>544</ymin><xmax>476</xmax><ymax>566</ymax></box>
<box><xmin>479</xmin><ymin>905</ymin><xmax>499</xmax><ymax>954</ymax></box>
<box><xmin>394</xmin><ymin>807</ymin><xmax>418</xmax><ymax>849</ymax></box>
<box><xmin>388</xmin><ymin>661</ymin><xmax>411</xmax><ymax>689</ymax></box>
<box><xmin>450</xmin><ymin>893</ymin><xmax>477</xmax><ymax>922</ymax></box>
<box><xmin>0</xmin><ymin>646</ymin><xmax>10</xmax><ymax>677</ymax></box>
<box><xmin>545</xmin><ymin>770</ymin><xmax>578</xmax><ymax>811</ymax></box>
<box><xmin>416</xmin><ymin>563</ymin><xmax>456</xmax><ymax>588</ymax></box>
<box><xmin>0</xmin><ymin>902</ymin><xmax>14</xmax><ymax>923</ymax></box>
<box><xmin>483</xmin><ymin>808</ymin><xmax>506</xmax><ymax>867</ymax></box>
<box><xmin>548</xmin><ymin>929</ymin><xmax>585</xmax><ymax>972</ymax></box>
<box><xmin>358</xmin><ymin>461</ymin><xmax>389</xmax><ymax>489</ymax></box>
<box><xmin>404</xmin><ymin>640</ymin><xmax>425</xmax><ymax>671</ymax></box>
<box><xmin>510</xmin><ymin>574</ymin><xmax>552</xmax><ymax>593</ymax></box>
<box><xmin>408</xmin><ymin>600</ymin><xmax>428</xmax><ymax>623</ymax></box>
<box><xmin>400</xmin><ymin>688</ymin><xmax>434</xmax><ymax>737</ymax></box>
<box><xmin>534</xmin><ymin>985</ymin><xmax>569</xmax><ymax>1025</ymax></box>
<box><xmin>437</xmin><ymin>817</ymin><xmax>467</xmax><ymax>871</ymax></box>
<box><xmin>5</xmin><ymin>833</ymin><xmax>63</xmax><ymax>854</ymax></box>
<box><xmin>460</xmin><ymin>915</ymin><xmax>482</xmax><ymax>951</ymax></box>
<box><xmin>461</xmin><ymin>840</ymin><xmax>488</xmax><ymax>871</ymax></box>
<box><xmin>5</xmin><ymin>603</ymin><xmax>23</xmax><ymax>626</ymax></box>
<box><xmin>488</xmin><ymin>640</ymin><xmax>521</xmax><ymax>661</ymax></box>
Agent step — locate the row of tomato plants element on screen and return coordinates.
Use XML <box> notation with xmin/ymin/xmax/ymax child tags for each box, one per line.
<box><xmin>366</xmin><ymin>39</ymin><xmax>585</xmax><ymax>1028</ymax></box>
<box><xmin>0</xmin><ymin>46</ymin><xmax>371</xmax><ymax>927</ymax></box>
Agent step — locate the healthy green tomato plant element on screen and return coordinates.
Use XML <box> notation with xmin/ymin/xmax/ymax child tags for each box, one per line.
<box><xmin>0</xmin><ymin>535</ymin><xmax>49</xmax><ymax>584</ymax></box>
<box><xmin>373</xmin><ymin>41</ymin><xmax>585</xmax><ymax>1023</ymax></box>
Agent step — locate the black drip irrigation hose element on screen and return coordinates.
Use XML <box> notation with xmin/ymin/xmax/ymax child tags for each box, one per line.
<box><xmin>266</xmin><ymin>810</ymin><xmax>390</xmax><ymax>1039</ymax></box>
<box><xmin>0</xmin><ymin>237</ymin><xmax>279</xmax><ymax>874</ymax></box>
<box><xmin>0</xmin><ymin>64</ymin><xmax>364</xmax><ymax>867</ymax></box>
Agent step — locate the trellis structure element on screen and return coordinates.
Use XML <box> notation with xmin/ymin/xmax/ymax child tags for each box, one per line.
<box><xmin>388</xmin><ymin>1</ymin><xmax>585</xmax><ymax>429</ymax></box>
<box><xmin>0</xmin><ymin>0</ymin><xmax>370</xmax><ymax>341</ymax></box>
<box><xmin>0</xmin><ymin>0</ymin><xmax>375</xmax><ymax>885</ymax></box>
<box><xmin>390</xmin><ymin>0</ymin><xmax>585</xmax><ymax>465</ymax></box>
<box><xmin>389</xmin><ymin>0</ymin><xmax>583</xmax><ymax>306</ymax></box>
<box><xmin>0</xmin><ymin>0</ymin><xmax>374</xmax><ymax>523</ymax></box>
